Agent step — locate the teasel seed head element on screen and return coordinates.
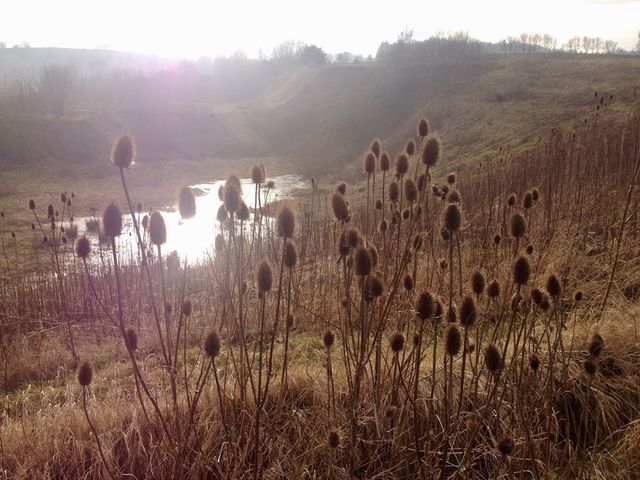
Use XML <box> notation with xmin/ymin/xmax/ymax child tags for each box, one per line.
<box><xmin>526</xmin><ymin>244</ymin><xmax>534</xmax><ymax>255</ymax></box>
<box><xmin>216</xmin><ymin>205</ymin><xmax>228</xmax><ymax>223</ymax></box>
<box><xmin>445</xmin><ymin>324</ymin><xmax>461</xmax><ymax>356</ymax></box>
<box><xmin>76</xmin><ymin>236</ymin><xmax>91</xmax><ymax>259</ymax></box>
<box><xmin>125</xmin><ymin>328</ymin><xmax>138</xmax><ymax>351</ymax></box>
<box><xmin>510</xmin><ymin>212</ymin><xmax>526</xmax><ymax>239</ymax></box>
<box><xmin>389</xmin><ymin>181</ymin><xmax>400</xmax><ymax>203</ymax></box>
<box><xmin>379</xmin><ymin>152</ymin><xmax>390</xmax><ymax>171</ymax></box>
<box><xmin>507</xmin><ymin>193</ymin><xmax>517</xmax><ymax>207</ymax></box>
<box><xmin>415</xmin><ymin>291</ymin><xmax>434</xmax><ymax>320</ymax></box>
<box><xmin>277</xmin><ymin>205</ymin><xmax>295</xmax><ymax>238</ymax></box>
<box><xmin>215</xmin><ymin>234</ymin><xmax>225</xmax><ymax>251</ymax></box>
<box><xmin>546</xmin><ymin>274</ymin><xmax>561</xmax><ymax>298</ymax></box>
<box><xmin>529</xmin><ymin>353</ymin><xmax>540</xmax><ymax>371</ymax></box>
<box><xmin>390</xmin><ymin>333</ymin><xmax>405</xmax><ymax>353</ymax></box>
<box><xmin>497</xmin><ymin>436</ymin><xmax>514</xmax><ymax>456</ymax></box>
<box><xmin>588</xmin><ymin>333</ymin><xmax>604</xmax><ymax>356</ymax></box>
<box><xmin>336</xmin><ymin>182</ymin><xmax>347</xmax><ymax>195</ymax></box>
<box><xmin>471</xmin><ymin>271</ymin><xmax>485</xmax><ymax>296</ymax></box>
<box><xmin>364</xmin><ymin>152</ymin><xmax>376</xmax><ymax>174</ymax></box>
<box><xmin>237</xmin><ymin>201</ymin><xmax>250</xmax><ymax>222</ymax></box>
<box><xmin>523</xmin><ymin>191</ymin><xmax>533</xmax><ymax>209</ymax></box>
<box><xmin>370</xmin><ymin>138</ymin><xmax>381</xmax><ymax>158</ymax></box>
<box><xmin>418</xmin><ymin>118</ymin><xmax>429</xmax><ymax>137</ymax></box>
<box><xmin>181</xmin><ymin>300</ymin><xmax>192</xmax><ymax>317</ymax></box>
<box><xmin>78</xmin><ymin>361</ymin><xmax>93</xmax><ymax>387</ymax></box>
<box><xmin>142</xmin><ymin>214</ymin><xmax>149</xmax><ymax>229</ymax></box>
<box><xmin>283</xmin><ymin>239</ymin><xmax>298</xmax><ymax>269</ymax></box>
<box><xmin>421</xmin><ymin>137</ymin><xmax>440</xmax><ymax>167</ymax></box>
<box><xmin>395</xmin><ymin>153</ymin><xmax>409</xmax><ymax>176</ymax></box>
<box><xmin>443</xmin><ymin>203</ymin><xmax>461</xmax><ymax>232</ymax></box>
<box><xmin>29</xmin><ymin>199</ymin><xmax>36</xmax><ymax>210</ymax></box>
<box><xmin>338</xmin><ymin>232</ymin><xmax>351</xmax><ymax>256</ymax></box>
<box><xmin>149</xmin><ymin>211</ymin><xmax>167</xmax><ymax>245</ymax></box>
<box><xmin>459</xmin><ymin>296</ymin><xmax>477</xmax><ymax>328</ymax></box>
<box><xmin>368</xmin><ymin>245</ymin><xmax>379</xmax><ymax>267</ymax></box>
<box><xmin>493</xmin><ymin>234</ymin><xmax>501</xmax><ymax>245</ymax></box>
<box><xmin>447</xmin><ymin>304</ymin><xmax>458</xmax><ymax>323</ymax></box>
<box><xmin>584</xmin><ymin>358</ymin><xmax>597</xmax><ymax>376</ymax></box>
<box><xmin>531</xmin><ymin>188</ymin><xmax>540</xmax><ymax>201</ymax></box>
<box><xmin>223</xmin><ymin>180</ymin><xmax>241</xmax><ymax>214</ymax></box>
<box><xmin>403</xmin><ymin>274</ymin><xmax>414</xmax><ymax>291</ymax></box>
<box><xmin>321</xmin><ymin>329</ymin><xmax>335</xmax><ymax>348</ymax></box>
<box><xmin>513</xmin><ymin>256</ymin><xmax>530</xmax><ymax>285</ymax></box>
<box><xmin>251</xmin><ymin>164</ymin><xmax>265</xmax><ymax>184</ymax></box>
<box><xmin>354</xmin><ymin>246</ymin><xmax>372</xmax><ymax>276</ymax></box>
<box><xmin>178</xmin><ymin>187</ymin><xmax>196</xmax><ymax>219</ymax></box>
<box><xmin>367</xmin><ymin>274</ymin><xmax>384</xmax><ymax>299</ymax></box>
<box><xmin>447</xmin><ymin>172</ymin><xmax>456</xmax><ymax>185</ymax></box>
<box><xmin>346</xmin><ymin>228</ymin><xmax>360</xmax><ymax>248</ymax></box>
<box><xmin>417</xmin><ymin>173</ymin><xmax>426</xmax><ymax>192</ymax></box>
<box><xmin>204</xmin><ymin>331</ymin><xmax>221</xmax><ymax>358</ymax></box>
<box><xmin>404</xmin><ymin>178</ymin><xmax>418</xmax><ymax>203</ymax></box>
<box><xmin>447</xmin><ymin>190</ymin><xmax>461</xmax><ymax>204</ymax></box>
<box><xmin>574</xmin><ymin>290</ymin><xmax>583</xmax><ymax>302</ymax></box>
<box><xmin>405</xmin><ymin>140</ymin><xmax>416</xmax><ymax>156</ymax></box>
<box><xmin>531</xmin><ymin>288</ymin><xmax>545</xmax><ymax>307</ymax></box>
<box><xmin>102</xmin><ymin>202</ymin><xmax>122</xmax><ymax>238</ymax></box>
<box><xmin>112</xmin><ymin>134</ymin><xmax>135</xmax><ymax>168</ymax></box>
<box><xmin>331</xmin><ymin>193</ymin><xmax>349</xmax><ymax>222</ymax></box>
<box><xmin>328</xmin><ymin>430</ymin><xmax>340</xmax><ymax>449</ymax></box>
<box><xmin>484</xmin><ymin>344</ymin><xmax>502</xmax><ymax>372</ymax></box>
<box><xmin>256</xmin><ymin>259</ymin><xmax>273</xmax><ymax>293</ymax></box>
<box><xmin>379</xmin><ymin>219</ymin><xmax>388</xmax><ymax>233</ymax></box>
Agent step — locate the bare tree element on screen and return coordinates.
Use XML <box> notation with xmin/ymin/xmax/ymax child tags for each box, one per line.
<box><xmin>38</xmin><ymin>65</ymin><xmax>76</xmax><ymax>117</ymax></box>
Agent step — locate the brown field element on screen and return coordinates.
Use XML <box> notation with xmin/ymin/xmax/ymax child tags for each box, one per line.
<box><xmin>1</xmin><ymin>94</ymin><xmax>640</xmax><ymax>479</ymax></box>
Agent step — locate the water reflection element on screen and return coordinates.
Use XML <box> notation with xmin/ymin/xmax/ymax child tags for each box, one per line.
<box><xmin>76</xmin><ymin>174</ymin><xmax>305</xmax><ymax>264</ymax></box>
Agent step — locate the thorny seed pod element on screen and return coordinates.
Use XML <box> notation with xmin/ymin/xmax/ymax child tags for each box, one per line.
<box><xmin>323</xmin><ymin>330</ymin><xmax>335</xmax><ymax>348</ymax></box>
<box><xmin>405</xmin><ymin>140</ymin><xmax>416</xmax><ymax>156</ymax></box>
<box><xmin>422</xmin><ymin>137</ymin><xmax>440</xmax><ymax>167</ymax></box>
<box><xmin>484</xmin><ymin>344</ymin><xmax>502</xmax><ymax>372</ymax></box>
<box><xmin>390</xmin><ymin>333</ymin><xmax>405</xmax><ymax>353</ymax></box>
<box><xmin>574</xmin><ymin>291</ymin><xmax>583</xmax><ymax>302</ymax></box>
<box><xmin>445</xmin><ymin>324</ymin><xmax>461</xmax><ymax>356</ymax></box>
<box><xmin>417</xmin><ymin>173</ymin><xmax>426</xmax><ymax>192</ymax></box>
<box><xmin>370</xmin><ymin>138</ymin><xmax>381</xmax><ymax>158</ymax></box>
<box><xmin>513</xmin><ymin>256</ymin><xmax>530</xmax><ymax>285</ymax></box>
<box><xmin>367</xmin><ymin>275</ymin><xmax>384</xmax><ymax>298</ymax></box>
<box><xmin>380</xmin><ymin>152</ymin><xmax>390</xmax><ymax>171</ymax></box>
<box><xmin>402</xmin><ymin>208</ymin><xmax>410</xmax><ymax>220</ymax></box>
<box><xmin>204</xmin><ymin>331</ymin><xmax>221</xmax><ymax>358</ymax></box>
<box><xmin>523</xmin><ymin>191</ymin><xmax>533</xmax><ymax>209</ymax></box>
<box><xmin>415</xmin><ymin>291</ymin><xmax>434</xmax><ymax>320</ymax></box>
<box><xmin>364</xmin><ymin>152</ymin><xmax>376</xmax><ymax>174</ymax></box>
<box><xmin>459</xmin><ymin>296</ymin><xmax>477</xmax><ymax>328</ymax></box>
<box><xmin>215</xmin><ymin>234</ymin><xmax>225</xmax><ymax>251</ymax></box>
<box><xmin>283</xmin><ymin>240</ymin><xmax>298</xmax><ymax>269</ymax></box>
<box><xmin>404</xmin><ymin>178</ymin><xmax>418</xmax><ymax>203</ymax></box>
<box><xmin>529</xmin><ymin>353</ymin><xmax>540</xmax><ymax>371</ymax></box>
<box><xmin>328</xmin><ymin>430</ymin><xmax>340</xmax><ymax>449</ymax></box>
<box><xmin>526</xmin><ymin>244</ymin><xmax>534</xmax><ymax>255</ymax></box>
<box><xmin>588</xmin><ymin>334</ymin><xmax>604</xmax><ymax>356</ymax></box>
<box><xmin>531</xmin><ymin>288</ymin><xmax>544</xmax><ymax>307</ymax></box>
<box><xmin>546</xmin><ymin>274</ymin><xmax>562</xmax><ymax>298</ymax></box>
<box><xmin>181</xmin><ymin>300</ymin><xmax>192</xmax><ymax>317</ymax></box>
<box><xmin>149</xmin><ymin>211</ymin><xmax>167</xmax><ymax>245</ymax></box>
<box><xmin>76</xmin><ymin>236</ymin><xmax>91</xmax><ymax>259</ymax></box>
<box><xmin>78</xmin><ymin>361</ymin><xmax>93</xmax><ymax>387</ymax></box>
<box><xmin>112</xmin><ymin>134</ymin><xmax>135</xmax><ymax>168</ymax></box>
<box><xmin>447</xmin><ymin>190</ymin><xmax>461</xmax><ymax>204</ymax></box>
<box><xmin>125</xmin><ymin>328</ymin><xmax>138</xmax><ymax>351</ymax></box>
<box><xmin>368</xmin><ymin>245</ymin><xmax>379</xmax><ymax>267</ymax></box>
<box><xmin>510</xmin><ymin>213</ymin><xmax>526</xmax><ymax>239</ymax></box>
<box><xmin>493</xmin><ymin>234</ymin><xmax>501</xmax><ymax>245</ymax></box>
<box><xmin>346</xmin><ymin>228</ymin><xmax>360</xmax><ymax>248</ymax></box>
<box><xmin>29</xmin><ymin>199</ymin><xmax>36</xmax><ymax>210</ymax></box>
<box><xmin>251</xmin><ymin>164</ymin><xmax>265</xmax><ymax>184</ymax></box>
<box><xmin>471</xmin><ymin>271</ymin><xmax>485</xmax><ymax>296</ymax></box>
<box><xmin>443</xmin><ymin>204</ymin><xmax>461</xmax><ymax>232</ymax></box>
<box><xmin>375</xmin><ymin>199</ymin><xmax>382</xmax><ymax>210</ymax></box>
<box><xmin>178</xmin><ymin>187</ymin><xmax>196</xmax><ymax>219</ymax></box>
<box><xmin>532</xmin><ymin>188</ymin><xmax>540</xmax><ymax>202</ymax></box>
<box><xmin>336</xmin><ymin>182</ymin><xmax>347</xmax><ymax>195</ymax></box>
<box><xmin>102</xmin><ymin>202</ymin><xmax>122</xmax><ymax>238</ymax></box>
<box><xmin>418</xmin><ymin>118</ymin><xmax>429</xmax><ymax>137</ymax></box>
<box><xmin>403</xmin><ymin>274</ymin><xmax>414</xmax><ymax>291</ymax></box>
<box><xmin>389</xmin><ymin>181</ymin><xmax>399</xmax><ymax>203</ymax></box>
<box><xmin>497</xmin><ymin>436</ymin><xmax>515</xmax><ymax>456</ymax></box>
<box><xmin>395</xmin><ymin>153</ymin><xmax>409</xmax><ymax>176</ymax></box>
<box><xmin>507</xmin><ymin>193</ymin><xmax>517</xmax><ymax>207</ymax></box>
<box><xmin>277</xmin><ymin>205</ymin><xmax>295</xmax><ymax>238</ymax></box>
<box><xmin>332</xmin><ymin>194</ymin><xmax>349</xmax><ymax>222</ymax></box>
<box><xmin>256</xmin><ymin>259</ymin><xmax>273</xmax><ymax>293</ymax></box>
<box><xmin>354</xmin><ymin>246</ymin><xmax>372</xmax><ymax>276</ymax></box>
<box><xmin>447</xmin><ymin>172</ymin><xmax>456</xmax><ymax>185</ymax></box>
<box><xmin>584</xmin><ymin>358</ymin><xmax>597</xmax><ymax>376</ymax></box>
<box><xmin>216</xmin><ymin>205</ymin><xmax>228</xmax><ymax>223</ymax></box>
<box><xmin>223</xmin><ymin>181</ymin><xmax>241</xmax><ymax>214</ymax></box>
<box><xmin>237</xmin><ymin>201</ymin><xmax>250</xmax><ymax>222</ymax></box>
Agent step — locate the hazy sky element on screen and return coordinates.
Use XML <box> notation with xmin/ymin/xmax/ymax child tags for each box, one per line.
<box><xmin>1</xmin><ymin>0</ymin><xmax>639</xmax><ymax>58</ymax></box>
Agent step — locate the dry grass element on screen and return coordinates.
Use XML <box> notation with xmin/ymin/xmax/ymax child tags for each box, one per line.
<box><xmin>1</xmin><ymin>97</ymin><xmax>640</xmax><ymax>479</ymax></box>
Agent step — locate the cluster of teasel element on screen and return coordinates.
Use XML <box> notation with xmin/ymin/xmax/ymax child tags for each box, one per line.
<box><xmin>7</xmin><ymin>103</ymin><xmax>634</xmax><ymax>478</ymax></box>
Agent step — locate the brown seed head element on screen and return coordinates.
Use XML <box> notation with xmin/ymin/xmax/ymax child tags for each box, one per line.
<box><xmin>277</xmin><ymin>205</ymin><xmax>295</xmax><ymax>238</ymax></box>
<box><xmin>76</xmin><ymin>236</ymin><xmax>91</xmax><ymax>259</ymax></box>
<box><xmin>178</xmin><ymin>187</ymin><xmax>196</xmax><ymax>219</ymax></box>
<box><xmin>283</xmin><ymin>239</ymin><xmax>298</xmax><ymax>269</ymax></box>
<box><xmin>78</xmin><ymin>361</ymin><xmax>93</xmax><ymax>387</ymax></box>
<box><xmin>256</xmin><ymin>259</ymin><xmax>273</xmax><ymax>293</ymax></box>
<box><xmin>102</xmin><ymin>202</ymin><xmax>122</xmax><ymax>238</ymax></box>
<box><xmin>390</xmin><ymin>333</ymin><xmax>405</xmax><ymax>353</ymax></box>
<box><xmin>445</xmin><ymin>324</ymin><xmax>461</xmax><ymax>356</ymax></box>
<box><xmin>513</xmin><ymin>256</ymin><xmax>530</xmax><ymax>285</ymax></box>
<box><xmin>484</xmin><ymin>344</ymin><xmax>502</xmax><ymax>372</ymax></box>
<box><xmin>204</xmin><ymin>331</ymin><xmax>221</xmax><ymax>358</ymax></box>
<box><xmin>149</xmin><ymin>211</ymin><xmax>167</xmax><ymax>245</ymax></box>
<box><xmin>415</xmin><ymin>291</ymin><xmax>434</xmax><ymax>320</ymax></box>
<box><xmin>112</xmin><ymin>134</ymin><xmax>135</xmax><ymax>168</ymax></box>
<box><xmin>459</xmin><ymin>296</ymin><xmax>477</xmax><ymax>328</ymax></box>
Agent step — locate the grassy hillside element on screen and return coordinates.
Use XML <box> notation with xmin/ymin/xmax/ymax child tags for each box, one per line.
<box><xmin>1</xmin><ymin>50</ymin><xmax>640</xmax><ymax>231</ymax></box>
